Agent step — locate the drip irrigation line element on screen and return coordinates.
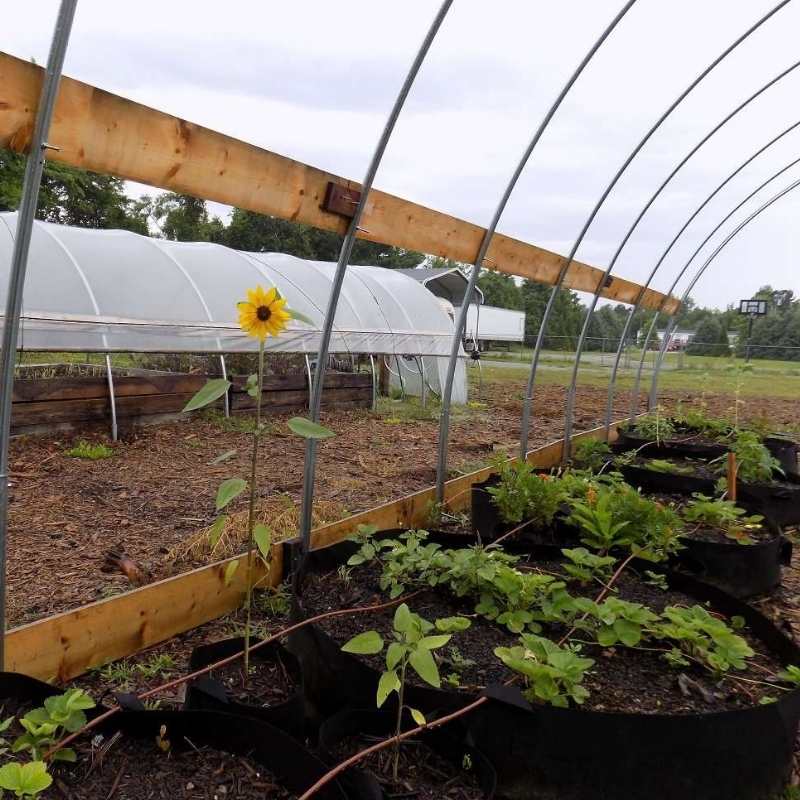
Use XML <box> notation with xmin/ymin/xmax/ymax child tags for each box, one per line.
<box><xmin>627</xmin><ymin>148</ymin><xmax>800</xmax><ymax>420</ymax></box>
<box><xmin>649</xmin><ymin>176</ymin><xmax>800</xmax><ymax>405</ymax></box>
<box><xmin>0</xmin><ymin>0</ymin><xmax>78</xmax><ymax>669</ymax></box>
<box><xmin>297</xmin><ymin>0</ymin><xmax>453</xmax><ymax>563</ymax></box>
<box><xmin>513</xmin><ymin>0</ymin><xmax>792</xmax><ymax>461</ymax></box>
<box><xmin>433</xmin><ymin>0</ymin><xmax>639</xmax><ymax>501</ymax></box>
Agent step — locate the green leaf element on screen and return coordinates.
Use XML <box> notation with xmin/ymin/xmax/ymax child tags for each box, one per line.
<box><xmin>386</xmin><ymin>642</ymin><xmax>406</xmax><ymax>671</ymax></box>
<box><xmin>342</xmin><ymin>630</ymin><xmax>384</xmax><ymax>655</ymax></box>
<box><xmin>0</xmin><ymin>761</ymin><xmax>53</xmax><ymax>796</ymax></box>
<box><xmin>434</xmin><ymin>616</ymin><xmax>471</xmax><ymax>633</ymax></box>
<box><xmin>376</xmin><ymin>669</ymin><xmax>400</xmax><ymax>707</ymax></box>
<box><xmin>253</xmin><ymin>524</ymin><xmax>271</xmax><ymax>561</ymax></box>
<box><xmin>287</xmin><ymin>417</ymin><xmax>336</xmax><ymax>440</ymax></box>
<box><xmin>409</xmin><ymin>707</ymin><xmax>426</xmax><ymax>726</ymax></box>
<box><xmin>409</xmin><ymin>647</ymin><xmax>440</xmax><ymax>688</ymax></box>
<box><xmin>207</xmin><ymin>516</ymin><xmax>227</xmax><ymax>548</ymax></box>
<box><xmin>216</xmin><ymin>478</ymin><xmax>247</xmax><ymax>511</ymax></box>
<box><xmin>52</xmin><ymin>747</ymin><xmax>77</xmax><ymax>763</ymax></box>
<box><xmin>208</xmin><ymin>449</ymin><xmax>238</xmax><ymax>465</ymax></box>
<box><xmin>286</xmin><ymin>307</ymin><xmax>315</xmax><ymax>326</ymax></box>
<box><xmin>614</xmin><ymin>619</ymin><xmax>641</xmax><ymax>647</ymax></box>
<box><xmin>393</xmin><ymin>603</ymin><xmax>413</xmax><ymax>633</ymax></box>
<box><xmin>417</xmin><ymin>634</ymin><xmax>451</xmax><ymax>651</ymax></box>
<box><xmin>0</xmin><ymin>716</ymin><xmax>13</xmax><ymax>733</ymax></box>
<box><xmin>182</xmin><ymin>379</ymin><xmax>231</xmax><ymax>412</ymax></box>
<box><xmin>224</xmin><ymin>561</ymin><xmax>239</xmax><ymax>587</ymax></box>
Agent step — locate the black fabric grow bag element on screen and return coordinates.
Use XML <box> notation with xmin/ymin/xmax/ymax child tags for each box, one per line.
<box><xmin>673</xmin><ymin>518</ymin><xmax>791</xmax><ymax>598</ymax></box>
<box><xmin>284</xmin><ymin>534</ymin><xmax>800</xmax><ymax>800</ymax></box>
<box><xmin>471</xmin><ymin>475</ymin><xmax>579</xmax><ymax>546</ymax></box>
<box><xmin>615</xmin><ymin>427</ymin><xmax>728</xmax><ymax>460</ymax></box>
<box><xmin>738</xmin><ymin>480</ymin><xmax>800</xmax><ymax>527</ymax></box>
<box><xmin>619</xmin><ymin>462</ymin><xmax>716</xmax><ymax>495</ymax></box>
<box><xmin>318</xmin><ymin>708</ymin><xmax>496</xmax><ymax>799</ymax></box>
<box><xmin>764</xmin><ymin>435</ymin><xmax>800</xmax><ymax>481</ymax></box>
<box><xmin>0</xmin><ymin>672</ymin><xmax>350</xmax><ymax>800</ymax></box>
<box><xmin>462</xmin><ymin>566</ymin><xmax>800</xmax><ymax>800</ymax></box>
<box><xmin>185</xmin><ymin>635</ymin><xmax>306</xmax><ymax>737</ymax></box>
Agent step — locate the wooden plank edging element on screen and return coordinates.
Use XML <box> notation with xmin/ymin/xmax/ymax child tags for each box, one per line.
<box><xmin>5</xmin><ymin>421</ymin><xmax>620</xmax><ymax>681</ymax></box>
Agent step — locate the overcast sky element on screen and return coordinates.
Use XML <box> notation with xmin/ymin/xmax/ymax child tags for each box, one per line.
<box><xmin>4</xmin><ymin>0</ymin><xmax>800</xmax><ymax>309</ymax></box>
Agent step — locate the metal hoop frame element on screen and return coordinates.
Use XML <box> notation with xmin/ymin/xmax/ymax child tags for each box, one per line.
<box><xmin>648</xmin><ymin>177</ymin><xmax>800</xmax><ymax>405</ymax></box>
<box><xmin>0</xmin><ymin>0</ymin><xmax>78</xmax><ymax>667</ymax></box>
<box><xmin>433</xmin><ymin>0</ymin><xmax>639</xmax><ymax>501</ymax></box>
<box><xmin>296</xmin><ymin>0</ymin><xmax>454</xmax><ymax>558</ymax></box>
<box><xmin>625</xmin><ymin>141</ymin><xmax>800</xmax><ymax>423</ymax></box>
<box><xmin>514</xmin><ymin>1</ymin><xmax>791</xmax><ymax>461</ymax></box>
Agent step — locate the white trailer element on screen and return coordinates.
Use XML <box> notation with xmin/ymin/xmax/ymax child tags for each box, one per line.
<box><xmin>461</xmin><ymin>305</ymin><xmax>526</xmax><ymax>349</ymax></box>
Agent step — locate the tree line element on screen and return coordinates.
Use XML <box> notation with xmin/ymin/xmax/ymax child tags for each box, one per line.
<box><xmin>2</xmin><ymin>150</ymin><xmax>796</xmax><ymax>359</ymax></box>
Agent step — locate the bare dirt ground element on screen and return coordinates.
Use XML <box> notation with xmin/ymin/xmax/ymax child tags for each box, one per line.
<box><xmin>6</xmin><ymin>379</ymin><xmax>799</xmax><ymax>628</ymax></box>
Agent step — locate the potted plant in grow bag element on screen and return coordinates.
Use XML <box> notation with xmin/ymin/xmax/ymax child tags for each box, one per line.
<box><xmin>725</xmin><ymin>431</ymin><xmax>800</xmax><ymax>526</ymax></box>
<box><xmin>673</xmin><ymin>493</ymin><xmax>790</xmax><ymax>598</ymax></box>
<box><xmin>471</xmin><ymin>459</ymin><xmax>575</xmax><ymax>545</ymax></box>
<box><xmin>615</xmin><ymin>448</ymin><xmax>718</xmax><ymax>495</ymax></box>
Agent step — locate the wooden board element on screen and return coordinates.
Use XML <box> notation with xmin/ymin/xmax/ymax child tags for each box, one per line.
<box><xmin>0</xmin><ymin>53</ymin><xmax>679</xmax><ymax>314</ymax></box>
<box><xmin>12</xmin><ymin>374</ymin><xmax>206</xmax><ymax>403</ymax></box>
<box><xmin>4</xmin><ymin>421</ymin><xmax>621</xmax><ymax>681</ymax></box>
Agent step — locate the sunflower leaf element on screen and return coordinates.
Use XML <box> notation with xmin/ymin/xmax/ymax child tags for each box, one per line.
<box><xmin>286</xmin><ymin>307</ymin><xmax>315</xmax><ymax>326</ymax></box>
<box><xmin>223</xmin><ymin>561</ymin><xmax>239</xmax><ymax>587</ymax></box>
<box><xmin>216</xmin><ymin>478</ymin><xmax>247</xmax><ymax>511</ymax></box>
<box><xmin>253</xmin><ymin>524</ymin><xmax>271</xmax><ymax>562</ymax></box>
<box><xmin>182</xmin><ymin>379</ymin><xmax>231</xmax><ymax>413</ymax></box>
<box><xmin>288</xmin><ymin>417</ymin><xmax>336</xmax><ymax>440</ymax></box>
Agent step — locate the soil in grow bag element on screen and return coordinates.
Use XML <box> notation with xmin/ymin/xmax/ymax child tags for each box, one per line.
<box><xmin>764</xmin><ymin>434</ymin><xmax>800</xmax><ymax>480</ymax></box>
<box><xmin>286</xmin><ymin>536</ymin><xmax>800</xmax><ymax>799</ymax></box>
<box><xmin>319</xmin><ymin>709</ymin><xmax>494</xmax><ymax>800</ymax></box>
<box><xmin>615</xmin><ymin>424</ymin><xmax>729</xmax><ymax>460</ymax></box>
<box><xmin>186</xmin><ymin>637</ymin><xmax>305</xmax><ymax>735</ymax></box>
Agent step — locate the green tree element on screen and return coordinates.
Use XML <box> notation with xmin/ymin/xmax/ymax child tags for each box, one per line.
<box><xmin>0</xmin><ymin>148</ymin><xmax>150</xmax><ymax>234</ymax></box>
<box><xmin>151</xmin><ymin>193</ymin><xmax>224</xmax><ymax>242</ymax></box>
<box><xmin>477</xmin><ymin>270</ymin><xmax>523</xmax><ymax>310</ymax></box>
<box><xmin>685</xmin><ymin>315</ymin><xmax>730</xmax><ymax>357</ymax></box>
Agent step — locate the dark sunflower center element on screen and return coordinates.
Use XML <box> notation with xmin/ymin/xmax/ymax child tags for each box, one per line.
<box><xmin>256</xmin><ymin>305</ymin><xmax>271</xmax><ymax>321</ymax></box>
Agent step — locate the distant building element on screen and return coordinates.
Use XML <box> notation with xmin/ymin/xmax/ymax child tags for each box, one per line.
<box><xmin>655</xmin><ymin>328</ymin><xmax>739</xmax><ymax>348</ymax></box>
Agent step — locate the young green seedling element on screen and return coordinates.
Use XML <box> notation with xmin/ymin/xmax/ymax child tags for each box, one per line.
<box><xmin>341</xmin><ymin>604</ymin><xmax>470</xmax><ymax>781</ymax></box>
<box><xmin>0</xmin><ymin>762</ymin><xmax>52</xmax><ymax>798</ymax></box>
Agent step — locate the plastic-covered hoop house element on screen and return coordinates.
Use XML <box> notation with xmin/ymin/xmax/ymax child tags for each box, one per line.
<box><xmin>0</xmin><ymin>211</ymin><xmax>467</xmax><ymax>401</ymax></box>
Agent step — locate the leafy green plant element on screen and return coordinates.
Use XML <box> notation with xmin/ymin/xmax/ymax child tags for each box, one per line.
<box><xmin>646</xmin><ymin>459</ymin><xmax>694</xmax><ymax>475</ymax></box>
<box><xmin>346</xmin><ymin>524</ymin><xmax>394</xmax><ymax>567</ymax></box>
<box><xmin>65</xmin><ymin>440</ymin><xmax>113</xmax><ymax>460</ymax></box>
<box><xmin>486</xmin><ymin>460</ymin><xmax>564</xmax><ymax>528</ymax></box>
<box><xmin>561</xmin><ymin>547</ymin><xmax>616</xmax><ymax>585</ymax></box>
<box><xmin>494</xmin><ymin>634</ymin><xmax>594</xmax><ymax>708</ymax></box>
<box><xmin>655</xmin><ymin>605</ymin><xmax>754</xmax><ymax>673</ymax></box>
<box><xmin>135</xmin><ymin>654</ymin><xmax>176</xmax><ymax>680</ymax></box>
<box><xmin>683</xmin><ymin>493</ymin><xmax>764</xmax><ymax>544</ymax></box>
<box><xmin>573</xmin><ymin>596</ymin><xmax>659</xmax><ymax>647</ymax></box>
<box><xmin>0</xmin><ymin>761</ymin><xmax>52</xmax><ymax>798</ymax></box>
<box><xmin>728</xmin><ymin>430</ymin><xmax>782</xmax><ymax>485</ymax></box>
<box><xmin>777</xmin><ymin>665</ymin><xmax>800</xmax><ymax>686</ymax></box>
<box><xmin>567</xmin><ymin>491</ymin><xmax>632</xmax><ymax>555</ymax></box>
<box><xmin>631</xmin><ymin>410</ymin><xmax>676</xmax><ymax>444</ymax></box>
<box><xmin>571</xmin><ymin>439</ymin><xmax>612</xmax><ymax>472</ymax></box>
<box><xmin>341</xmin><ymin>604</ymin><xmax>469</xmax><ymax>780</ymax></box>
<box><xmin>378</xmin><ymin>530</ymin><xmax>444</xmax><ymax>598</ymax></box>
<box><xmin>12</xmin><ymin>689</ymin><xmax>95</xmax><ymax>763</ymax></box>
<box><xmin>438</xmin><ymin>646</ymin><xmax>476</xmax><ymax>688</ymax></box>
<box><xmin>94</xmin><ymin>660</ymin><xmax>137</xmax><ymax>690</ymax></box>
<box><xmin>674</xmin><ymin>406</ymin><xmax>731</xmax><ymax>440</ymax></box>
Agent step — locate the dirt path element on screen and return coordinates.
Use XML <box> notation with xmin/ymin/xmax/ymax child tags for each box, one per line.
<box><xmin>6</xmin><ymin>381</ymin><xmax>798</xmax><ymax>627</ymax></box>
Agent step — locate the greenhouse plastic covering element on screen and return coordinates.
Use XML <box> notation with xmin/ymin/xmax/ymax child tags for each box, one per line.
<box><xmin>0</xmin><ymin>212</ymin><xmax>462</xmax><ymax>360</ymax></box>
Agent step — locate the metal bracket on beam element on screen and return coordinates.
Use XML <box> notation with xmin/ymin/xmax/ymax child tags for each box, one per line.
<box><xmin>322</xmin><ymin>182</ymin><xmax>362</xmax><ymax>218</ymax></box>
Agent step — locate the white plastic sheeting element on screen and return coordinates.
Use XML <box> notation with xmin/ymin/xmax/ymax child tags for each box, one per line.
<box><xmin>0</xmin><ymin>213</ymin><xmax>467</xmax><ymax>402</ymax></box>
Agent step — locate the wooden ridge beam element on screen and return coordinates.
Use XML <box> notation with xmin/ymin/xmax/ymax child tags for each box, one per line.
<box><xmin>5</xmin><ymin>421</ymin><xmax>620</xmax><ymax>682</ymax></box>
<box><xmin>0</xmin><ymin>52</ymin><xmax>680</xmax><ymax>314</ymax></box>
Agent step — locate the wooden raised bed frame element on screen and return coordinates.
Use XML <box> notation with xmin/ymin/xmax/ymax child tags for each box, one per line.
<box><xmin>5</xmin><ymin>422</ymin><xmax>620</xmax><ymax>682</ymax></box>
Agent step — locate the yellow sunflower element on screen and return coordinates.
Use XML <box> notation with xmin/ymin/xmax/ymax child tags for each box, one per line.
<box><xmin>237</xmin><ymin>285</ymin><xmax>291</xmax><ymax>340</ymax></box>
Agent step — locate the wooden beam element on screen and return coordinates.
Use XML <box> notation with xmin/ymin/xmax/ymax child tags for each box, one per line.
<box><xmin>5</xmin><ymin>421</ymin><xmax>621</xmax><ymax>682</ymax></box>
<box><xmin>0</xmin><ymin>53</ymin><xmax>679</xmax><ymax>314</ymax></box>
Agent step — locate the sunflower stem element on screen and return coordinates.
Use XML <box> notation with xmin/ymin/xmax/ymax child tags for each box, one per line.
<box><xmin>244</xmin><ymin>339</ymin><xmax>265</xmax><ymax>681</ymax></box>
